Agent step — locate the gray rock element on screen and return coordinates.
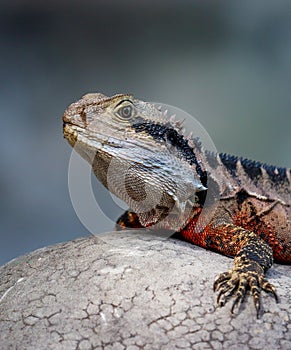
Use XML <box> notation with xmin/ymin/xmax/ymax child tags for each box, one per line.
<box><xmin>0</xmin><ymin>230</ymin><xmax>290</xmax><ymax>349</ymax></box>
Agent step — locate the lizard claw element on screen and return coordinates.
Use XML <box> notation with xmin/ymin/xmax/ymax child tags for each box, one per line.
<box><xmin>213</xmin><ymin>257</ymin><xmax>278</xmax><ymax>317</ymax></box>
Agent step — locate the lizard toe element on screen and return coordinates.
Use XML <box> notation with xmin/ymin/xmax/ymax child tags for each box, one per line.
<box><xmin>259</xmin><ymin>276</ymin><xmax>279</xmax><ymax>302</ymax></box>
<box><xmin>230</xmin><ymin>276</ymin><xmax>248</xmax><ymax>314</ymax></box>
<box><xmin>213</xmin><ymin>271</ymin><xmax>232</xmax><ymax>291</ymax></box>
<box><xmin>214</xmin><ymin>272</ymin><xmax>239</xmax><ymax>307</ymax></box>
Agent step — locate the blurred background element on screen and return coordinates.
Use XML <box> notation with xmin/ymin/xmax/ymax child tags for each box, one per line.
<box><xmin>1</xmin><ymin>0</ymin><xmax>290</xmax><ymax>266</ymax></box>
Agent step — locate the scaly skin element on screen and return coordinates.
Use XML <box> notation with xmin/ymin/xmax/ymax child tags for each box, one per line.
<box><xmin>63</xmin><ymin>93</ymin><xmax>291</xmax><ymax>317</ymax></box>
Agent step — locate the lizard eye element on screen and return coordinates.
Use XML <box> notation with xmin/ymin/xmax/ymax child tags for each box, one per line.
<box><xmin>117</xmin><ymin>104</ymin><xmax>134</xmax><ymax>119</ymax></box>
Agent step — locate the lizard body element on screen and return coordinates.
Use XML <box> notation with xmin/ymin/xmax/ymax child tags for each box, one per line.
<box><xmin>63</xmin><ymin>93</ymin><xmax>290</xmax><ymax>317</ymax></box>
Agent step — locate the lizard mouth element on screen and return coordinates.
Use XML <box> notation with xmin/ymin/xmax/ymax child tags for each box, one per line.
<box><xmin>63</xmin><ymin>122</ymin><xmax>77</xmax><ymax>147</ymax></box>
<box><xmin>63</xmin><ymin>121</ymin><xmax>124</xmax><ymax>152</ymax></box>
<box><xmin>63</xmin><ymin>122</ymin><xmax>84</xmax><ymax>147</ymax></box>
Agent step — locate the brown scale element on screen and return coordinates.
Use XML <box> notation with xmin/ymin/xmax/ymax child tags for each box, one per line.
<box><xmin>232</xmin><ymin>208</ymin><xmax>285</xmax><ymax>263</ymax></box>
<box><xmin>230</xmin><ymin>194</ymin><xmax>289</xmax><ymax>263</ymax></box>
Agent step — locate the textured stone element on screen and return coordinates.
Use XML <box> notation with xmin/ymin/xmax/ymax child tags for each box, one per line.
<box><xmin>0</xmin><ymin>231</ymin><xmax>290</xmax><ymax>349</ymax></box>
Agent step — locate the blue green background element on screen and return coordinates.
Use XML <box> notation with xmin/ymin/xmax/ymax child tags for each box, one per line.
<box><xmin>0</xmin><ymin>1</ymin><xmax>290</xmax><ymax>265</ymax></box>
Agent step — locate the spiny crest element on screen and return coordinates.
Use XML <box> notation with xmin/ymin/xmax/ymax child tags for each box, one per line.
<box><xmin>219</xmin><ymin>152</ymin><xmax>289</xmax><ymax>184</ymax></box>
<box><xmin>156</xmin><ymin>108</ymin><xmax>204</xmax><ymax>151</ymax></box>
<box><xmin>154</xmin><ymin>106</ymin><xmax>193</xmax><ymax>141</ymax></box>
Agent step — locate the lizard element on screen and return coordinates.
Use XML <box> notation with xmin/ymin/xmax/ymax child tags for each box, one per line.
<box><xmin>62</xmin><ymin>92</ymin><xmax>291</xmax><ymax>317</ymax></box>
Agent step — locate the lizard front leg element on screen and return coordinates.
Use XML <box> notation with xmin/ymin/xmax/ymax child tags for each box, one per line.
<box><xmin>116</xmin><ymin>210</ymin><xmax>143</xmax><ymax>230</ymax></box>
<box><xmin>181</xmin><ymin>222</ymin><xmax>278</xmax><ymax>317</ymax></box>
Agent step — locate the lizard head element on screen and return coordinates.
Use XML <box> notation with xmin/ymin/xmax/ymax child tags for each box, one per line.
<box><xmin>63</xmin><ymin>93</ymin><xmax>207</xmax><ymax>231</ymax></box>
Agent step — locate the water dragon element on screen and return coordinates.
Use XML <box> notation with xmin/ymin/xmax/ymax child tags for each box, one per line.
<box><xmin>63</xmin><ymin>93</ymin><xmax>290</xmax><ymax>317</ymax></box>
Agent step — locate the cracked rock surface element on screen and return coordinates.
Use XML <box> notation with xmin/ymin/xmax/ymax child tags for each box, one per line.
<box><xmin>0</xmin><ymin>230</ymin><xmax>290</xmax><ymax>349</ymax></box>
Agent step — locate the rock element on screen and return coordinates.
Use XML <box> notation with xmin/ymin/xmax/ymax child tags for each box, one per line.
<box><xmin>0</xmin><ymin>230</ymin><xmax>290</xmax><ymax>349</ymax></box>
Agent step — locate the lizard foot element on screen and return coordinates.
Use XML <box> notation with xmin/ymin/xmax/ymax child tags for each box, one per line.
<box><xmin>213</xmin><ymin>256</ymin><xmax>278</xmax><ymax>317</ymax></box>
<box><xmin>116</xmin><ymin>211</ymin><xmax>142</xmax><ymax>230</ymax></box>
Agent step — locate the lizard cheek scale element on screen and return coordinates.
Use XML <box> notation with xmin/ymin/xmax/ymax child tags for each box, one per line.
<box><xmin>63</xmin><ymin>93</ymin><xmax>290</xmax><ymax>318</ymax></box>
